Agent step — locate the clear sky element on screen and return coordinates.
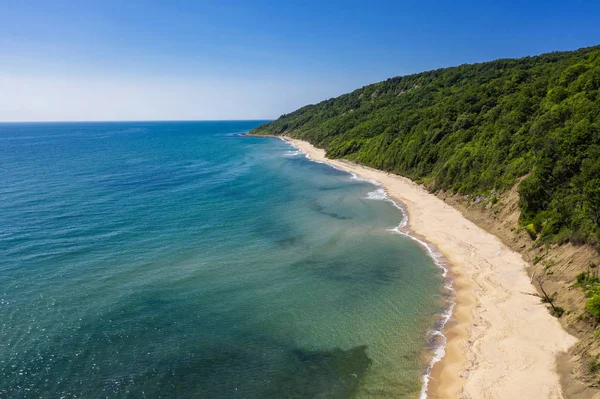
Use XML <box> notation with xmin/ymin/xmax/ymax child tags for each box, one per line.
<box><xmin>1</xmin><ymin>0</ymin><xmax>599</xmax><ymax>122</ymax></box>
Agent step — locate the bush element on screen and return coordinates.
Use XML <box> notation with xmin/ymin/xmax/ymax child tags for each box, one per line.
<box><xmin>586</xmin><ymin>291</ymin><xmax>600</xmax><ymax>318</ymax></box>
<box><xmin>524</xmin><ymin>224</ymin><xmax>538</xmax><ymax>240</ymax></box>
<box><xmin>552</xmin><ymin>306</ymin><xmax>564</xmax><ymax>317</ymax></box>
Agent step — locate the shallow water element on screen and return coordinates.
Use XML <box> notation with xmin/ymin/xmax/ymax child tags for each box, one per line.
<box><xmin>0</xmin><ymin>121</ymin><xmax>445</xmax><ymax>398</ymax></box>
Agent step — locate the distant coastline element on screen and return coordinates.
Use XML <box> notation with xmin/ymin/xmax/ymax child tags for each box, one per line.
<box><xmin>258</xmin><ymin>134</ymin><xmax>577</xmax><ymax>398</ymax></box>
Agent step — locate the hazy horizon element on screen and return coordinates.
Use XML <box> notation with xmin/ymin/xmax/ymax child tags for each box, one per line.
<box><xmin>1</xmin><ymin>0</ymin><xmax>600</xmax><ymax>122</ymax></box>
<box><xmin>0</xmin><ymin>119</ymin><xmax>273</xmax><ymax>123</ymax></box>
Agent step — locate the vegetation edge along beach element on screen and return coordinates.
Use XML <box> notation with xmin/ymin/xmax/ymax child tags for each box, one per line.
<box><xmin>249</xmin><ymin>44</ymin><xmax>600</xmax><ymax>397</ymax></box>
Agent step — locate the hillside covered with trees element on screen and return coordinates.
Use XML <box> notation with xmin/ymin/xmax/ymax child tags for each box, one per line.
<box><xmin>252</xmin><ymin>45</ymin><xmax>600</xmax><ymax>248</ymax></box>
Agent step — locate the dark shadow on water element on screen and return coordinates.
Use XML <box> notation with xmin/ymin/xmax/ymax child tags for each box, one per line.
<box><xmin>316</xmin><ymin>184</ymin><xmax>348</xmax><ymax>192</ymax></box>
<box><xmin>0</xmin><ymin>290</ymin><xmax>372</xmax><ymax>399</ymax></box>
<box><xmin>310</xmin><ymin>202</ymin><xmax>353</xmax><ymax>220</ymax></box>
<box><xmin>145</xmin><ymin>344</ymin><xmax>372</xmax><ymax>399</ymax></box>
<box><xmin>273</xmin><ymin>235</ymin><xmax>304</xmax><ymax>247</ymax></box>
<box><xmin>290</xmin><ymin>256</ymin><xmax>399</xmax><ymax>287</ymax></box>
<box><xmin>251</xmin><ymin>218</ymin><xmax>306</xmax><ymax>249</ymax></box>
<box><xmin>1</xmin><ymin>338</ymin><xmax>372</xmax><ymax>399</ymax></box>
<box><xmin>263</xmin><ymin>345</ymin><xmax>371</xmax><ymax>399</ymax></box>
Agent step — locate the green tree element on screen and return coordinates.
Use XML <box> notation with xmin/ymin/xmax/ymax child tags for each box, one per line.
<box><xmin>252</xmin><ymin>44</ymin><xmax>600</xmax><ymax>246</ymax></box>
<box><xmin>585</xmin><ymin>179</ymin><xmax>600</xmax><ymax>228</ymax></box>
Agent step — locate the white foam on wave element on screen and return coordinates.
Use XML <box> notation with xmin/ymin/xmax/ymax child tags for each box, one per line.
<box><xmin>385</xmin><ymin>197</ymin><xmax>454</xmax><ymax>399</ymax></box>
<box><xmin>349</xmin><ymin>171</ymin><xmax>382</xmax><ymax>186</ymax></box>
<box><xmin>279</xmin><ymin>137</ymin><xmax>455</xmax><ymax>398</ymax></box>
<box><xmin>283</xmin><ymin>150</ymin><xmax>302</xmax><ymax>156</ymax></box>
<box><xmin>364</xmin><ymin>187</ymin><xmax>388</xmax><ymax>201</ymax></box>
<box><xmin>390</xmin><ymin>194</ymin><xmax>456</xmax><ymax>399</ymax></box>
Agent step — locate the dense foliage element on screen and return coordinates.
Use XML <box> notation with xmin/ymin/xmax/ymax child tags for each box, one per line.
<box><xmin>252</xmin><ymin>45</ymin><xmax>600</xmax><ymax>247</ymax></box>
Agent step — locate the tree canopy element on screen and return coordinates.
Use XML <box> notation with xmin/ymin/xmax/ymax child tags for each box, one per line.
<box><xmin>252</xmin><ymin>45</ymin><xmax>600</xmax><ymax>246</ymax></box>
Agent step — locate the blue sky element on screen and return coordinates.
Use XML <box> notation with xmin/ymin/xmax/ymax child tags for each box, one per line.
<box><xmin>1</xmin><ymin>0</ymin><xmax>599</xmax><ymax>121</ymax></box>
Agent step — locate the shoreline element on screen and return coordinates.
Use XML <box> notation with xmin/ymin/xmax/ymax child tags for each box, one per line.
<box><xmin>274</xmin><ymin>135</ymin><xmax>577</xmax><ymax>398</ymax></box>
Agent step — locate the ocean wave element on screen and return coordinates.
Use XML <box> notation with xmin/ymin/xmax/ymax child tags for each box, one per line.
<box><xmin>385</xmin><ymin>197</ymin><xmax>454</xmax><ymax>399</ymax></box>
<box><xmin>364</xmin><ymin>188</ymin><xmax>388</xmax><ymax>201</ymax></box>
<box><xmin>282</xmin><ymin>138</ymin><xmax>455</xmax><ymax>399</ymax></box>
<box><xmin>349</xmin><ymin>172</ymin><xmax>383</xmax><ymax>187</ymax></box>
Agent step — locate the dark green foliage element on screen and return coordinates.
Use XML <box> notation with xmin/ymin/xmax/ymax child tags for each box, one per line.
<box><xmin>575</xmin><ymin>262</ymin><xmax>600</xmax><ymax>318</ymax></box>
<box><xmin>586</xmin><ymin>290</ymin><xmax>600</xmax><ymax>319</ymax></box>
<box><xmin>552</xmin><ymin>306</ymin><xmax>565</xmax><ymax>318</ymax></box>
<box><xmin>253</xmin><ymin>45</ymin><xmax>600</xmax><ymax>245</ymax></box>
<box><xmin>574</xmin><ymin>271</ymin><xmax>599</xmax><ymax>288</ymax></box>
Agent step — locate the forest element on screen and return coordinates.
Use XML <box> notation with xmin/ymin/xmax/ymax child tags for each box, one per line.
<box><xmin>252</xmin><ymin>45</ymin><xmax>600</xmax><ymax>248</ymax></box>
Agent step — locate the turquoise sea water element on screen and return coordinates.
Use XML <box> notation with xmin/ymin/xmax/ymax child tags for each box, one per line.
<box><xmin>0</xmin><ymin>121</ymin><xmax>445</xmax><ymax>398</ymax></box>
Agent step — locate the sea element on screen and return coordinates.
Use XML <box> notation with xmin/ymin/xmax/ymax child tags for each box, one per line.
<box><xmin>0</xmin><ymin>121</ymin><xmax>448</xmax><ymax>398</ymax></box>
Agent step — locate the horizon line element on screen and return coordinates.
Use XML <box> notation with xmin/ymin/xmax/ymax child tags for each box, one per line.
<box><xmin>0</xmin><ymin>119</ymin><xmax>275</xmax><ymax>124</ymax></box>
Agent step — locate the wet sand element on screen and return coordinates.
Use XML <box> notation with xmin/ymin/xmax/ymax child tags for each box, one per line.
<box><xmin>283</xmin><ymin>136</ymin><xmax>577</xmax><ymax>399</ymax></box>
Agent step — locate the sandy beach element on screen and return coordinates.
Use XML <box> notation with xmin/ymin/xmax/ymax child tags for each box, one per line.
<box><xmin>283</xmin><ymin>136</ymin><xmax>578</xmax><ymax>399</ymax></box>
